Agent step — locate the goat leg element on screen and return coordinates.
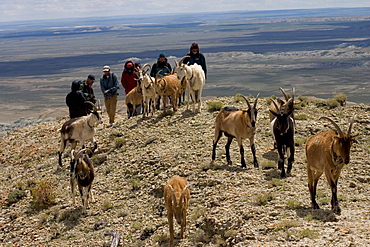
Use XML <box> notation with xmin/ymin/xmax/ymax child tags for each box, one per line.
<box><xmin>250</xmin><ymin>140</ymin><xmax>259</xmax><ymax>168</ymax></box>
<box><xmin>225</xmin><ymin>137</ymin><xmax>233</xmax><ymax>165</ymax></box>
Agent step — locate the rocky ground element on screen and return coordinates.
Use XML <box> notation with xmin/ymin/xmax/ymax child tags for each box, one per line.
<box><xmin>1</xmin><ymin>95</ymin><xmax>370</xmax><ymax>247</ymax></box>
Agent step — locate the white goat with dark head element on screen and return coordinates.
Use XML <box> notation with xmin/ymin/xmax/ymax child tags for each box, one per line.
<box><xmin>175</xmin><ymin>56</ymin><xmax>205</xmax><ymax>113</ymax></box>
<box><xmin>70</xmin><ymin>148</ymin><xmax>95</xmax><ymax>214</ymax></box>
<box><xmin>58</xmin><ymin>101</ymin><xmax>102</xmax><ymax>167</ymax></box>
<box><xmin>212</xmin><ymin>94</ymin><xmax>260</xmax><ymax>168</ymax></box>
<box><xmin>164</xmin><ymin>175</ymin><xmax>190</xmax><ymax>247</ymax></box>
<box><xmin>306</xmin><ymin>117</ymin><xmax>357</xmax><ymax>214</ymax></box>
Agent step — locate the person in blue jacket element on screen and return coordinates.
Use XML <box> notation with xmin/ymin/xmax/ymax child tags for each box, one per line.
<box><xmin>183</xmin><ymin>43</ymin><xmax>207</xmax><ymax>78</ymax></box>
<box><xmin>100</xmin><ymin>65</ymin><xmax>119</xmax><ymax>127</ymax></box>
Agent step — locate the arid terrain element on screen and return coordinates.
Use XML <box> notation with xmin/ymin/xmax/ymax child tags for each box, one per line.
<box><xmin>1</xmin><ymin>95</ymin><xmax>370</xmax><ymax>247</ymax></box>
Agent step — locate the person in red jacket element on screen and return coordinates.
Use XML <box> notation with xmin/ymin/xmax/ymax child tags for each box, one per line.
<box><xmin>121</xmin><ymin>60</ymin><xmax>138</xmax><ymax>94</ymax></box>
<box><xmin>121</xmin><ymin>60</ymin><xmax>141</xmax><ymax>116</ymax></box>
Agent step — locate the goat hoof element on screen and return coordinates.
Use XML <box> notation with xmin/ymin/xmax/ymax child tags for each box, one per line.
<box><xmin>332</xmin><ymin>206</ymin><xmax>341</xmax><ymax>215</ymax></box>
<box><xmin>227</xmin><ymin>160</ymin><xmax>232</xmax><ymax>165</ymax></box>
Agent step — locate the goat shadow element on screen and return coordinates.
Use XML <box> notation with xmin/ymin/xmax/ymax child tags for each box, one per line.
<box><xmin>203</xmin><ymin>161</ymin><xmax>253</xmax><ymax>173</ymax></box>
<box><xmin>59</xmin><ymin>207</ymin><xmax>84</xmax><ymax>231</ymax></box>
<box><xmin>262</xmin><ymin>149</ymin><xmax>278</xmax><ymax>162</ymax></box>
<box><xmin>295</xmin><ymin>207</ymin><xmax>339</xmax><ymax>222</ymax></box>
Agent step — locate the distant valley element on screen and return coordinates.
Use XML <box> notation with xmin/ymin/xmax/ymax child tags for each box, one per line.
<box><xmin>0</xmin><ymin>7</ymin><xmax>369</xmax><ymax>124</ymax></box>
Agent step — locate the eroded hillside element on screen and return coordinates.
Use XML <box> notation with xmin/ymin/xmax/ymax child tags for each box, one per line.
<box><xmin>1</xmin><ymin>96</ymin><xmax>370</xmax><ymax>246</ymax></box>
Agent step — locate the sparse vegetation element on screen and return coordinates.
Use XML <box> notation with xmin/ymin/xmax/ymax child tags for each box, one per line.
<box><xmin>206</xmin><ymin>101</ymin><xmax>224</xmax><ymax>112</ymax></box>
<box><xmin>334</xmin><ymin>93</ymin><xmax>347</xmax><ymax>106</ymax></box>
<box><xmin>30</xmin><ymin>180</ymin><xmax>56</xmax><ymax>210</ymax></box>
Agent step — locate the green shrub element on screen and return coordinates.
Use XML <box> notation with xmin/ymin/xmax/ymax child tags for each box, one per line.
<box><xmin>115</xmin><ymin>137</ymin><xmax>126</xmax><ymax>148</ymax></box>
<box><xmin>30</xmin><ymin>180</ymin><xmax>56</xmax><ymax>210</ymax></box>
<box><xmin>334</xmin><ymin>93</ymin><xmax>347</xmax><ymax>106</ymax></box>
<box><xmin>256</xmin><ymin>192</ymin><xmax>275</xmax><ymax>206</ymax></box>
<box><xmin>295</xmin><ymin>114</ymin><xmax>308</xmax><ymax>120</ymax></box>
<box><xmin>326</xmin><ymin>98</ymin><xmax>340</xmax><ymax>109</ymax></box>
<box><xmin>8</xmin><ymin>189</ymin><xmax>26</xmax><ymax>205</ymax></box>
<box><xmin>206</xmin><ymin>101</ymin><xmax>223</xmax><ymax>112</ymax></box>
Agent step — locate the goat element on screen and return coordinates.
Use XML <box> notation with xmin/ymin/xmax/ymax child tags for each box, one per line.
<box><xmin>270</xmin><ymin>99</ymin><xmax>295</xmax><ymax>178</ymax></box>
<box><xmin>155</xmin><ymin>71</ymin><xmax>180</xmax><ymax>113</ymax></box>
<box><xmin>269</xmin><ymin>87</ymin><xmax>295</xmax><ymax>122</ymax></box>
<box><xmin>306</xmin><ymin>116</ymin><xmax>357</xmax><ymax>214</ymax></box>
<box><xmin>164</xmin><ymin>175</ymin><xmax>190</xmax><ymax>247</ymax></box>
<box><xmin>125</xmin><ymin>86</ymin><xmax>143</xmax><ymax>118</ymax></box>
<box><xmin>211</xmin><ymin>94</ymin><xmax>260</xmax><ymax>168</ymax></box>
<box><xmin>70</xmin><ymin>148</ymin><xmax>95</xmax><ymax>214</ymax></box>
<box><xmin>136</xmin><ymin>63</ymin><xmax>156</xmax><ymax>117</ymax></box>
<box><xmin>175</xmin><ymin>56</ymin><xmax>205</xmax><ymax>113</ymax></box>
<box><xmin>58</xmin><ymin>101</ymin><xmax>102</xmax><ymax>167</ymax></box>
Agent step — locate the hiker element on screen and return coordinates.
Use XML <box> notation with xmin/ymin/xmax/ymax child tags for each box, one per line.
<box><xmin>100</xmin><ymin>65</ymin><xmax>119</xmax><ymax>127</ymax></box>
<box><xmin>150</xmin><ymin>52</ymin><xmax>172</xmax><ymax>77</ymax></box>
<box><xmin>183</xmin><ymin>42</ymin><xmax>207</xmax><ymax>78</ymax></box>
<box><xmin>66</xmin><ymin>80</ymin><xmax>88</xmax><ymax>119</ymax></box>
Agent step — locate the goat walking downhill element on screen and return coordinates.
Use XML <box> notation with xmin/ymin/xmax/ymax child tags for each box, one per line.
<box><xmin>305</xmin><ymin>117</ymin><xmax>357</xmax><ymax>214</ymax></box>
<box><xmin>58</xmin><ymin>101</ymin><xmax>102</xmax><ymax>167</ymax></box>
<box><xmin>70</xmin><ymin>148</ymin><xmax>95</xmax><ymax>214</ymax></box>
<box><xmin>270</xmin><ymin>99</ymin><xmax>295</xmax><ymax>178</ymax></box>
<box><xmin>164</xmin><ymin>176</ymin><xmax>190</xmax><ymax>247</ymax></box>
<box><xmin>212</xmin><ymin>94</ymin><xmax>260</xmax><ymax>168</ymax></box>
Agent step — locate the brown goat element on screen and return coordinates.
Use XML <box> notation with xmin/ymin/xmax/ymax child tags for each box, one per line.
<box><xmin>305</xmin><ymin>117</ymin><xmax>357</xmax><ymax>214</ymax></box>
<box><xmin>155</xmin><ymin>72</ymin><xmax>180</xmax><ymax>113</ymax></box>
<box><xmin>212</xmin><ymin>94</ymin><xmax>259</xmax><ymax>168</ymax></box>
<box><xmin>70</xmin><ymin>148</ymin><xmax>95</xmax><ymax>214</ymax></box>
<box><xmin>164</xmin><ymin>176</ymin><xmax>190</xmax><ymax>247</ymax></box>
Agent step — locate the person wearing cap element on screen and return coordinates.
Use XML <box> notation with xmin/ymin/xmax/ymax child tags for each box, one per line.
<box><xmin>150</xmin><ymin>52</ymin><xmax>172</xmax><ymax>77</ymax></box>
<box><xmin>100</xmin><ymin>65</ymin><xmax>119</xmax><ymax>127</ymax></box>
<box><xmin>66</xmin><ymin>80</ymin><xmax>88</xmax><ymax>119</ymax></box>
<box><xmin>183</xmin><ymin>43</ymin><xmax>207</xmax><ymax>78</ymax></box>
<box><xmin>81</xmin><ymin>74</ymin><xmax>97</xmax><ymax>104</ymax></box>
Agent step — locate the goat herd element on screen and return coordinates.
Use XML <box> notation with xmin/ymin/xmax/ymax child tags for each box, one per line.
<box><xmin>57</xmin><ymin>56</ymin><xmax>357</xmax><ymax>246</ymax></box>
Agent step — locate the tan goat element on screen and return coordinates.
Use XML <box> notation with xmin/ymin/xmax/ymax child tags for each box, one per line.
<box><xmin>212</xmin><ymin>94</ymin><xmax>260</xmax><ymax>168</ymax></box>
<box><xmin>125</xmin><ymin>86</ymin><xmax>143</xmax><ymax>118</ymax></box>
<box><xmin>155</xmin><ymin>71</ymin><xmax>180</xmax><ymax>113</ymax></box>
<box><xmin>164</xmin><ymin>176</ymin><xmax>190</xmax><ymax>247</ymax></box>
<box><xmin>306</xmin><ymin>117</ymin><xmax>357</xmax><ymax>214</ymax></box>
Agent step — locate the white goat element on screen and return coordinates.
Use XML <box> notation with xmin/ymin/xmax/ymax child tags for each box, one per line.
<box><xmin>58</xmin><ymin>101</ymin><xmax>102</xmax><ymax>167</ymax></box>
<box><xmin>136</xmin><ymin>63</ymin><xmax>156</xmax><ymax>117</ymax></box>
<box><xmin>164</xmin><ymin>175</ymin><xmax>190</xmax><ymax>247</ymax></box>
<box><xmin>70</xmin><ymin>148</ymin><xmax>95</xmax><ymax>214</ymax></box>
<box><xmin>175</xmin><ymin>56</ymin><xmax>205</xmax><ymax>113</ymax></box>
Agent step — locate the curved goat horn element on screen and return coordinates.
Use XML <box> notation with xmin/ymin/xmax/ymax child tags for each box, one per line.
<box><xmin>178</xmin><ymin>56</ymin><xmax>190</xmax><ymax>66</ymax></box>
<box><xmin>241</xmin><ymin>95</ymin><xmax>252</xmax><ymax>109</ymax></box>
<box><xmin>271</xmin><ymin>98</ymin><xmax>281</xmax><ymax>114</ymax></box>
<box><xmin>85</xmin><ymin>101</ymin><xmax>97</xmax><ymax>111</ymax></box>
<box><xmin>347</xmin><ymin>117</ymin><xmax>355</xmax><ymax>136</ymax></box>
<box><xmin>319</xmin><ymin>117</ymin><xmax>344</xmax><ymax>138</ymax></box>
<box><xmin>253</xmin><ymin>93</ymin><xmax>260</xmax><ymax>109</ymax></box>
<box><xmin>279</xmin><ymin>87</ymin><xmax>289</xmax><ymax>101</ymax></box>
<box><xmin>168</xmin><ymin>185</ymin><xmax>177</xmax><ymax>207</ymax></box>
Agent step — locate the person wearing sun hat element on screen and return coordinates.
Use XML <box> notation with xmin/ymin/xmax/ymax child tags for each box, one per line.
<box><xmin>183</xmin><ymin>43</ymin><xmax>207</xmax><ymax>78</ymax></box>
<box><xmin>150</xmin><ymin>52</ymin><xmax>172</xmax><ymax>77</ymax></box>
<box><xmin>100</xmin><ymin>65</ymin><xmax>119</xmax><ymax>127</ymax></box>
